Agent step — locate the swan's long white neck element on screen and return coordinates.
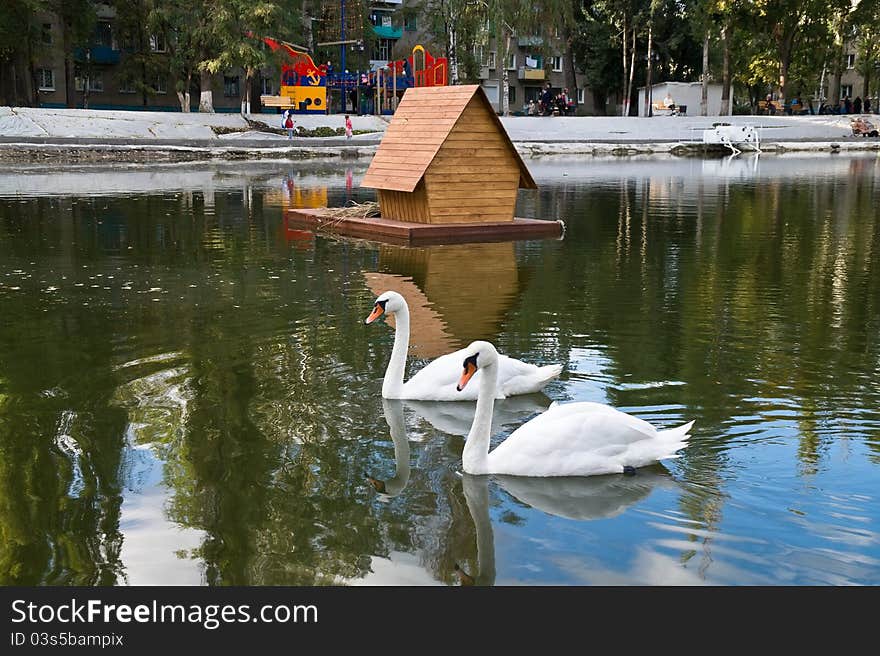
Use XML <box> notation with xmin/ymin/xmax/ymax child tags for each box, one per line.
<box><xmin>462</xmin><ymin>359</ymin><xmax>497</xmax><ymax>474</ymax></box>
<box><xmin>382</xmin><ymin>303</ymin><xmax>410</xmax><ymax>398</ymax></box>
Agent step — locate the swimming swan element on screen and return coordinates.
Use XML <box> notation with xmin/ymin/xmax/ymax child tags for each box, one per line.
<box><xmin>456</xmin><ymin>341</ymin><xmax>694</xmax><ymax>477</ymax></box>
<box><xmin>365</xmin><ymin>291</ymin><xmax>562</xmax><ymax>401</ymax></box>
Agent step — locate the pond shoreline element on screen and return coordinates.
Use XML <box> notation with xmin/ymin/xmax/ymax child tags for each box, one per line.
<box><xmin>1</xmin><ymin>106</ymin><xmax>878</xmax><ymax>163</ymax></box>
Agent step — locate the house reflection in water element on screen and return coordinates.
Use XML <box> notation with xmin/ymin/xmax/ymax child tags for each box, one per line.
<box><xmin>364</xmin><ymin>241</ymin><xmax>521</xmax><ymax>358</ymax></box>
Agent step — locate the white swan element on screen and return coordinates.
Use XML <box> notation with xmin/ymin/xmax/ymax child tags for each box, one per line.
<box><xmin>456</xmin><ymin>341</ymin><xmax>694</xmax><ymax>477</ymax></box>
<box><xmin>365</xmin><ymin>291</ymin><xmax>562</xmax><ymax>401</ymax></box>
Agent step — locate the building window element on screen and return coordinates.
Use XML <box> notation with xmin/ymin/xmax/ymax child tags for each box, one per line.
<box><xmin>508</xmin><ymin>85</ymin><xmax>515</xmax><ymax>104</ymax></box>
<box><xmin>75</xmin><ymin>71</ymin><xmax>104</xmax><ymax>92</ymax></box>
<box><xmin>149</xmin><ymin>34</ymin><xmax>167</xmax><ymax>53</ymax></box>
<box><xmin>372</xmin><ymin>38</ymin><xmax>393</xmax><ymax>62</ymax></box>
<box><xmin>846</xmin><ymin>53</ymin><xmax>855</xmax><ymax>69</ymax></box>
<box><xmin>404</xmin><ymin>15</ymin><xmax>417</xmax><ymax>32</ymax></box>
<box><xmin>224</xmin><ymin>75</ymin><xmax>239</xmax><ymax>97</ymax></box>
<box><xmin>118</xmin><ymin>76</ymin><xmax>137</xmax><ymax>94</ymax></box>
<box><xmin>506</xmin><ymin>53</ymin><xmax>516</xmax><ymax>70</ymax></box>
<box><xmin>577</xmin><ymin>87</ymin><xmax>584</xmax><ymax>104</ymax></box>
<box><xmin>486</xmin><ymin>51</ymin><xmax>496</xmax><ymax>69</ymax></box>
<box><xmin>551</xmin><ymin>56</ymin><xmax>563</xmax><ymax>72</ymax></box>
<box><xmin>841</xmin><ymin>84</ymin><xmax>853</xmax><ymax>99</ymax></box>
<box><xmin>370</xmin><ymin>10</ymin><xmax>392</xmax><ymax>27</ymax></box>
<box><xmin>94</xmin><ymin>21</ymin><xmax>113</xmax><ymax>48</ymax></box>
<box><xmin>153</xmin><ymin>75</ymin><xmax>167</xmax><ymax>94</ymax></box>
<box><xmin>37</xmin><ymin>68</ymin><xmax>55</xmax><ymax>91</ymax></box>
<box><xmin>41</xmin><ymin>23</ymin><xmax>53</xmax><ymax>45</ymax></box>
<box><xmin>261</xmin><ymin>76</ymin><xmax>274</xmax><ymax>95</ymax></box>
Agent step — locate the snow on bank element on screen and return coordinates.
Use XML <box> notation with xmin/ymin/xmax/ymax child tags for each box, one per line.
<box><xmin>1</xmin><ymin>106</ymin><xmax>877</xmax><ymax>160</ymax></box>
<box><xmin>0</xmin><ymin>106</ymin><xmax>388</xmax><ymax>140</ymax></box>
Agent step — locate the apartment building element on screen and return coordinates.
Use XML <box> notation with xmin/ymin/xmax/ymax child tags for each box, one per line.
<box><xmin>34</xmin><ymin>4</ymin><xmax>247</xmax><ymax>112</ymax></box>
<box><xmin>839</xmin><ymin>42</ymin><xmax>877</xmax><ymax>110</ymax></box>
<box><xmin>475</xmin><ymin>35</ymin><xmax>595</xmax><ymax>115</ymax></box>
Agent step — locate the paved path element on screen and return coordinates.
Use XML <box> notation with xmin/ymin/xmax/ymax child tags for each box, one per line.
<box><xmin>1</xmin><ymin>106</ymin><xmax>878</xmax><ymax>158</ymax></box>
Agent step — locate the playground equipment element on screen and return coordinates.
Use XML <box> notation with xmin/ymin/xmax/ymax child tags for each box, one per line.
<box><xmin>259</xmin><ymin>36</ymin><xmax>328</xmax><ymax>114</ymax></box>
<box><xmin>257</xmin><ymin>33</ymin><xmax>448</xmax><ymax>114</ymax></box>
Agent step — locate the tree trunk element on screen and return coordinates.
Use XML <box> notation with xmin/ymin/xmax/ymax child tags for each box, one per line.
<box><xmin>61</xmin><ymin>18</ymin><xmax>74</xmax><ymax>108</ymax></box>
<box><xmin>779</xmin><ymin>56</ymin><xmax>790</xmax><ymax>104</ymax></box>
<box><xmin>621</xmin><ymin>15</ymin><xmax>627</xmax><ymax>116</ymax></box>
<box><xmin>562</xmin><ymin>25</ymin><xmax>577</xmax><ymax>110</ymax></box>
<box><xmin>624</xmin><ymin>28</ymin><xmax>636</xmax><ymax>117</ymax></box>
<box><xmin>500</xmin><ymin>28</ymin><xmax>511</xmax><ymax>116</ymax></box>
<box><xmin>242</xmin><ymin>69</ymin><xmax>253</xmax><ymax>115</ymax></box>
<box><xmin>701</xmin><ymin>30</ymin><xmax>709</xmax><ymax>116</ymax></box>
<box><xmin>777</xmin><ymin>28</ymin><xmax>798</xmax><ymax>104</ymax></box>
<box><xmin>644</xmin><ymin>20</ymin><xmax>653</xmax><ymax>117</ymax></box>
<box><xmin>27</xmin><ymin>36</ymin><xmax>37</xmax><ymax>107</ymax></box>
<box><xmin>199</xmin><ymin>69</ymin><xmax>215</xmax><ymax>113</ymax></box>
<box><xmin>720</xmin><ymin>22</ymin><xmax>730</xmax><ymax>115</ymax></box>
<box><xmin>448</xmin><ymin>15</ymin><xmax>459</xmax><ymax>85</ymax></box>
<box><xmin>828</xmin><ymin>65</ymin><xmax>841</xmax><ymax>106</ymax></box>
<box><xmin>177</xmin><ymin>90</ymin><xmax>191</xmax><ymax>112</ymax></box>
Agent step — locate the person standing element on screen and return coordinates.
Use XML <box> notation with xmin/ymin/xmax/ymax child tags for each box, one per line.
<box><xmin>853</xmin><ymin>96</ymin><xmax>862</xmax><ymax>114</ymax></box>
<box><xmin>283</xmin><ymin>109</ymin><xmax>295</xmax><ymax>140</ymax></box>
<box><xmin>540</xmin><ymin>83</ymin><xmax>553</xmax><ymax>116</ymax></box>
<box><xmin>345</xmin><ymin>114</ymin><xmax>353</xmax><ymax>140</ymax></box>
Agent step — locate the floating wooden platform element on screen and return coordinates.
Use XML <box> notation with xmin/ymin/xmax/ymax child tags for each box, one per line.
<box><xmin>286</xmin><ymin>208</ymin><xmax>564</xmax><ymax>246</ymax></box>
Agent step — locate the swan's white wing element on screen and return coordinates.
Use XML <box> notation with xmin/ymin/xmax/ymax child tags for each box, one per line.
<box><xmin>401</xmin><ymin>347</ymin><xmax>485</xmax><ymax>400</ymax></box>
<box><xmin>402</xmin><ymin>351</ymin><xmax>558</xmax><ymax>401</ymax></box>
<box><xmin>486</xmin><ymin>402</ymin><xmax>660</xmax><ymax>477</ymax></box>
<box><xmin>497</xmin><ymin>355</ymin><xmax>563</xmax><ymax>396</ymax></box>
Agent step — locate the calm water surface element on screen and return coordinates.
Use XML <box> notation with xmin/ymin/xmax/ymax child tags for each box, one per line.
<box><xmin>0</xmin><ymin>154</ymin><xmax>878</xmax><ymax>585</ymax></box>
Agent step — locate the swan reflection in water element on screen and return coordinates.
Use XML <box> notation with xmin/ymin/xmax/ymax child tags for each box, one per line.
<box><xmin>455</xmin><ymin>469</ymin><xmax>678</xmax><ymax>586</ymax></box>
<box><xmin>364</xmin><ymin>399</ymin><xmax>411</xmax><ymax>499</ymax></box>
<box><xmin>364</xmin><ymin>396</ymin><xmax>550</xmax><ymax>498</ymax></box>
<box><xmin>364</xmin><ymin>400</ymin><xmax>678</xmax><ymax>584</ymax></box>
<box><xmin>404</xmin><ymin>393</ymin><xmax>552</xmax><ymax>437</ymax></box>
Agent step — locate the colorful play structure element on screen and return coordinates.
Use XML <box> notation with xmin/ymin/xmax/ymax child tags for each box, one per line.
<box><xmin>258</xmin><ymin>35</ymin><xmax>448</xmax><ymax>115</ymax></box>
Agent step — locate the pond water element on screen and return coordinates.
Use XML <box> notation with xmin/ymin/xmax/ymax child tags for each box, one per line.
<box><xmin>0</xmin><ymin>154</ymin><xmax>878</xmax><ymax>586</ymax></box>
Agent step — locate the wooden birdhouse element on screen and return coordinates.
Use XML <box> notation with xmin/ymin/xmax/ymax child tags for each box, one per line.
<box><xmin>361</xmin><ymin>85</ymin><xmax>537</xmax><ymax>224</ymax></box>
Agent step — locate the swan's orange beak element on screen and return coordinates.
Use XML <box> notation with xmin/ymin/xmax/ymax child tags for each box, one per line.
<box><xmin>364</xmin><ymin>303</ymin><xmax>384</xmax><ymax>324</ymax></box>
<box><xmin>457</xmin><ymin>361</ymin><xmax>477</xmax><ymax>392</ymax></box>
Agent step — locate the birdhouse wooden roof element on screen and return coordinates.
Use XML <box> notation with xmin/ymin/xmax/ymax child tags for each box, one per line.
<box><xmin>361</xmin><ymin>85</ymin><xmax>537</xmax><ymax>193</ymax></box>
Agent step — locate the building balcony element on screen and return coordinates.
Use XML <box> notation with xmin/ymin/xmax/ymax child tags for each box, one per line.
<box><xmin>479</xmin><ymin>65</ymin><xmax>493</xmax><ymax>80</ymax></box>
<box><xmin>517</xmin><ymin>36</ymin><xmax>543</xmax><ymax>47</ymax></box>
<box><xmin>518</xmin><ymin>67</ymin><xmax>545</xmax><ymax>81</ymax></box>
<box><xmin>74</xmin><ymin>45</ymin><xmax>121</xmax><ymax>64</ymax></box>
<box><xmin>372</xmin><ymin>25</ymin><xmax>403</xmax><ymax>39</ymax></box>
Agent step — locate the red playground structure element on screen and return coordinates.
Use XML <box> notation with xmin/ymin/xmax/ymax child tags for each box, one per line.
<box><xmin>257</xmin><ymin>33</ymin><xmax>447</xmax><ymax>114</ymax></box>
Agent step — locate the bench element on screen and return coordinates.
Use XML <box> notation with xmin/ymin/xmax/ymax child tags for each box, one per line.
<box><xmin>757</xmin><ymin>100</ymin><xmax>784</xmax><ymax>115</ymax></box>
<box><xmin>260</xmin><ymin>94</ymin><xmax>294</xmax><ymax>108</ymax></box>
<box><xmin>652</xmin><ymin>101</ymin><xmax>674</xmax><ymax>116</ymax></box>
<box><xmin>652</xmin><ymin>101</ymin><xmax>686</xmax><ymax>116</ymax></box>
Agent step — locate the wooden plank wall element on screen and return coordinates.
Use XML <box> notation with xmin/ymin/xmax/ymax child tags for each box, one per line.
<box><xmin>362</xmin><ymin>87</ymin><xmax>479</xmax><ymax>192</ymax></box>
<box><xmin>424</xmin><ymin>96</ymin><xmax>519</xmax><ymax>224</ymax></box>
<box><xmin>378</xmin><ymin>181</ymin><xmax>430</xmax><ymax>223</ymax></box>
